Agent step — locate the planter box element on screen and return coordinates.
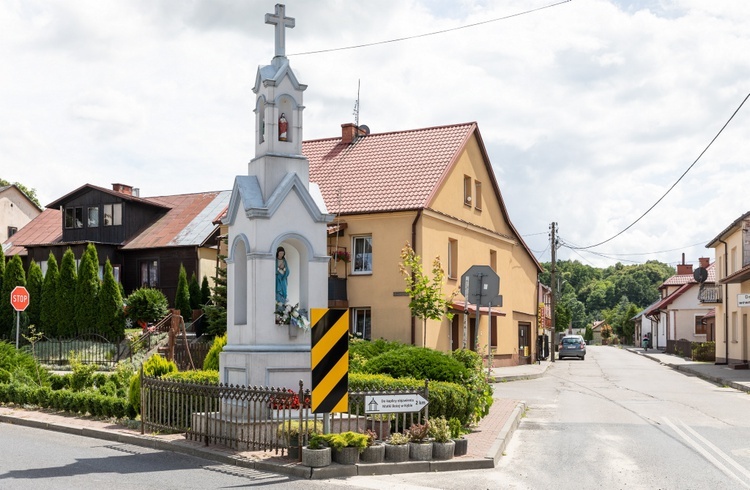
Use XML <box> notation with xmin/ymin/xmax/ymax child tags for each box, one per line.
<box><xmin>385</xmin><ymin>443</ymin><xmax>409</xmax><ymax>462</ymax></box>
<box><xmin>301</xmin><ymin>446</ymin><xmax>331</xmax><ymax>468</ymax></box>
<box><xmin>360</xmin><ymin>443</ymin><xmax>385</xmax><ymax>464</ymax></box>
<box><xmin>409</xmin><ymin>441</ymin><xmax>433</xmax><ymax>461</ymax></box>
<box><xmin>453</xmin><ymin>437</ymin><xmax>468</xmax><ymax>456</ymax></box>
<box><xmin>366</xmin><ymin>418</ymin><xmax>391</xmax><ymax>441</ymax></box>
<box><xmin>432</xmin><ymin>440</ymin><xmax>455</xmax><ymax>460</ymax></box>
<box><xmin>332</xmin><ymin>446</ymin><xmax>360</xmax><ymax>465</ymax></box>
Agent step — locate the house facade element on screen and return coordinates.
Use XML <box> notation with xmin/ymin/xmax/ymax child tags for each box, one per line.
<box><xmin>2</xmin><ymin>183</ymin><xmax>230</xmax><ymax>306</ymax></box>
<box><xmin>707</xmin><ymin>211</ymin><xmax>750</xmax><ymax>365</ymax></box>
<box><xmin>0</xmin><ymin>184</ymin><xmax>42</xmax><ymax>244</ymax></box>
<box><xmin>305</xmin><ymin>122</ymin><xmax>542</xmax><ymax>366</ymax></box>
<box><xmin>643</xmin><ymin>257</ymin><xmax>716</xmax><ymax>352</ymax></box>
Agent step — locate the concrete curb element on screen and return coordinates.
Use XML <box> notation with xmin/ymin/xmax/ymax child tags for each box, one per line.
<box><xmin>486</xmin><ymin>402</ymin><xmax>526</xmax><ymax>466</ymax></box>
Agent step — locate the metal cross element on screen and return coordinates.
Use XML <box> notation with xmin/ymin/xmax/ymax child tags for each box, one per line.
<box><xmin>265</xmin><ymin>4</ymin><xmax>295</xmax><ymax>58</ymax></box>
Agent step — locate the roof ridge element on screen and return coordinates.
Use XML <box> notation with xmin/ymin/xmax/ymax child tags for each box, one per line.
<box><xmin>303</xmin><ymin>121</ymin><xmax>476</xmax><ymax>143</ymax></box>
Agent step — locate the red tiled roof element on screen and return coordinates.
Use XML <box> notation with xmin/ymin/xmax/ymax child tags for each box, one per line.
<box><xmin>644</xmin><ymin>283</ymin><xmax>692</xmax><ymax>316</ymax></box>
<box><xmin>305</xmin><ymin>123</ymin><xmax>475</xmax><ymax>214</ymax></box>
<box><xmin>2</xmin><ymin>208</ymin><xmax>62</xmax><ymax>256</ymax></box>
<box><xmin>662</xmin><ymin>263</ymin><xmax>715</xmax><ymax>287</ymax></box>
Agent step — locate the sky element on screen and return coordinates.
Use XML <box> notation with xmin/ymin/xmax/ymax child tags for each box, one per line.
<box><xmin>2</xmin><ymin>0</ymin><xmax>749</xmax><ymax>269</ymax></box>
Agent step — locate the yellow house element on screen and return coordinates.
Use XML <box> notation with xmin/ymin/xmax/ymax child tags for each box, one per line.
<box><xmin>707</xmin><ymin>211</ymin><xmax>750</xmax><ymax>365</ymax></box>
<box><xmin>305</xmin><ymin>122</ymin><xmax>542</xmax><ymax>366</ymax></box>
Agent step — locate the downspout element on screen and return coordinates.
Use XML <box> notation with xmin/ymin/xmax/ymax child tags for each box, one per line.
<box><xmin>718</xmin><ymin>238</ymin><xmax>729</xmax><ymax>365</ymax></box>
<box><xmin>410</xmin><ymin>210</ymin><xmax>422</xmax><ymax>345</ymax></box>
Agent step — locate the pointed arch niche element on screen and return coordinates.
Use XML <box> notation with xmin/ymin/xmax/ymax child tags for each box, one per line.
<box><xmin>276</xmin><ymin>94</ymin><xmax>295</xmax><ymax>143</ymax></box>
<box><xmin>275</xmin><ymin>234</ymin><xmax>313</xmax><ymax>311</ymax></box>
<box><xmin>232</xmin><ymin>237</ymin><xmax>248</xmax><ymax>325</ymax></box>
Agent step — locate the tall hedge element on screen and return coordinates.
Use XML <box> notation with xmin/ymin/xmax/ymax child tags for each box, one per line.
<box><xmin>0</xmin><ymin>255</ymin><xmax>27</xmax><ymax>339</ymax></box>
<box><xmin>97</xmin><ymin>259</ymin><xmax>125</xmax><ymax>340</ymax></box>
<box><xmin>74</xmin><ymin>244</ymin><xmax>100</xmax><ymax>332</ymax></box>
<box><xmin>26</xmin><ymin>260</ymin><xmax>44</xmax><ymax>330</ymax></box>
<box><xmin>40</xmin><ymin>253</ymin><xmax>60</xmax><ymax>336</ymax></box>
<box><xmin>189</xmin><ymin>272</ymin><xmax>201</xmax><ymax>310</ymax></box>
<box><xmin>200</xmin><ymin>276</ymin><xmax>211</xmax><ymax>305</ymax></box>
<box><xmin>175</xmin><ymin>264</ymin><xmax>191</xmax><ymax>320</ymax></box>
<box><xmin>57</xmin><ymin>248</ymin><xmax>77</xmax><ymax>337</ymax></box>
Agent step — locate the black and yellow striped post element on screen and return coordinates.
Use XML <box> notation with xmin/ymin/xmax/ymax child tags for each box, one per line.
<box><xmin>310</xmin><ymin>308</ymin><xmax>349</xmax><ymax>413</ymax></box>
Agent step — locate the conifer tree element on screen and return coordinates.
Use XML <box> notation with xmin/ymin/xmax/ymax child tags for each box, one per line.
<box><xmin>200</xmin><ymin>276</ymin><xmax>211</xmax><ymax>305</ymax></box>
<box><xmin>57</xmin><ymin>248</ymin><xmax>77</xmax><ymax>337</ymax></box>
<box><xmin>189</xmin><ymin>272</ymin><xmax>202</xmax><ymax>310</ymax></box>
<box><xmin>175</xmin><ymin>264</ymin><xmax>191</xmax><ymax>320</ymax></box>
<box><xmin>75</xmin><ymin>244</ymin><xmax>100</xmax><ymax>333</ymax></box>
<box><xmin>0</xmin><ymin>246</ymin><xmax>5</xmax><ymax>294</ymax></box>
<box><xmin>0</xmin><ymin>255</ymin><xmax>27</xmax><ymax>338</ymax></box>
<box><xmin>97</xmin><ymin>259</ymin><xmax>125</xmax><ymax>340</ymax></box>
<box><xmin>204</xmin><ymin>243</ymin><xmax>227</xmax><ymax>337</ymax></box>
<box><xmin>40</xmin><ymin>253</ymin><xmax>60</xmax><ymax>336</ymax></box>
<box><xmin>26</xmin><ymin>260</ymin><xmax>44</xmax><ymax>330</ymax></box>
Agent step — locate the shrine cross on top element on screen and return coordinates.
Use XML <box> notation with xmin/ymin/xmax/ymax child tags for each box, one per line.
<box><xmin>265</xmin><ymin>4</ymin><xmax>295</xmax><ymax>58</ymax></box>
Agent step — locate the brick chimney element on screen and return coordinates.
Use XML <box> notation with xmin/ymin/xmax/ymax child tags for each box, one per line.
<box><xmin>676</xmin><ymin>253</ymin><xmax>693</xmax><ymax>275</ymax></box>
<box><xmin>341</xmin><ymin>123</ymin><xmax>357</xmax><ymax>144</ymax></box>
<box><xmin>112</xmin><ymin>183</ymin><xmax>134</xmax><ymax>195</ymax></box>
<box><xmin>699</xmin><ymin>257</ymin><xmax>710</xmax><ymax>269</ymax></box>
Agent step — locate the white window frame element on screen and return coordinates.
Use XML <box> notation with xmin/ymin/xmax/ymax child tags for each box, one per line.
<box><xmin>352</xmin><ymin>308</ymin><xmax>371</xmax><ymax>340</ymax></box>
<box><xmin>352</xmin><ymin>236</ymin><xmax>372</xmax><ymax>274</ymax></box>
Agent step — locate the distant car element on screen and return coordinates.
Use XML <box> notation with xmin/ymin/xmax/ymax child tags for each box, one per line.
<box><xmin>558</xmin><ymin>334</ymin><xmax>586</xmax><ymax>360</ymax></box>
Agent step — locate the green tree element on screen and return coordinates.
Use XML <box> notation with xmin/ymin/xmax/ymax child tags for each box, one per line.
<box><xmin>57</xmin><ymin>248</ymin><xmax>78</xmax><ymax>337</ymax></box>
<box><xmin>399</xmin><ymin>243</ymin><xmax>456</xmax><ymax>348</ymax></box>
<box><xmin>584</xmin><ymin>325</ymin><xmax>594</xmax><ymax>343</ymax></box>
<box><xmin>40</xmin><ymin>253</ymin><xmax>60</xmax><ymax>336</ymax></box>
<box><xmin>0</xmin><ymin>179</ymin><xmax>42</xmax><ymax>208</ymax></box>
<box><xmin>0</xmin><ymin>255</ymin><xmax>27</xmax><ymax>338</ymax></box>
<box><xmin>26</xmin><ymin>260</ymin><xmax>44</xmax><ymax>329</ymax></box>
<box><xmin>204</xmin><ymin>240</ymin><xmax>227</xmax><ymax>337</ymax></box>
<box><xmin>74</xmin><ymin>244</ymin><xmax>100</xmax><ymax>333</ymax></box>
<box><xmin>200</xmin><ymin>276</ymin><xmax>211</xmax><ymax>305</ymax></box>
<box><xmin>189</xmin><ymin>272</ymin><xmax>202</xmax><ymax>310</ymax></box>
<box><xmin>175</xmin><ymin>264</ymin><xmax>191</xmax><ymax>319</ymax></box>
<box><xmin>97</xmin><ymin>259</ymin><xmax>125</xmax><ymax>339</ymax></box>
<box><xmin>125</xmin><ymin>288</ymin><xmax>169</xmax><ymax>326</ymax></box>
<box><xmin>0</xmin><ymin>246</ymin><xmax>5</xmax><ymax>295</ymax></box>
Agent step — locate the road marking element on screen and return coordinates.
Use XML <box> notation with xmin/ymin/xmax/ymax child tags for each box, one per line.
<box><xmin>663</xmin><ymin>417</ymin><xmax>749</xmax><ymax>488</ymax></box>
<box><xmin>678</xmin><ymin>420</ymin><xmax>750</xmax><ymax>481</ymax></box>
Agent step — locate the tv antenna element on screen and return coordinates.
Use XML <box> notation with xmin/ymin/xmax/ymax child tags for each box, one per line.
<box><xmin>353</xmin><ymin>79</ymin><xmax>360</xmax><ymax>129</ymax></box>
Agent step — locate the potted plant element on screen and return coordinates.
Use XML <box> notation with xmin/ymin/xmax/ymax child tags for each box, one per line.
<box><xmin>301</xmin><ymin>433</ymin><xmax>331</xmax><ymax>468</ymax></box>
<box><xmin>384</xmin><ymin>432</ymin><xmax>410</xmax><ymax>462</ymax></box>
<box><xmin>319</xmin><ymin>431</ymin><xmax>369</xmax><ymax>465</ymax></box>
<box><xmin>448</xmin><ymin>417</ymin><xmax>469</xmax><ymax>456</ymax></box>
<box><xmin>277</xmin><ymin>420</ymin><xmax>322</xmax><ymax>460</ymax></box>
<box><xmin>360</xmin><ymin>429</ymin><xmax>385</xmax><ymax>464</ymax></box>
<box><xmin>407</xmin><ymin>422</ymin><xmax>433</xmax><ymax>461</ymax></box>
<box><xmin>366</xmin><ymin>413</ymin><xmax>393</xmax><ymax>440</ymax></box>
<box><xmin>429</xmin><ymin>416</ymin><xmax>455</xmax><ymax>460</ymax></box>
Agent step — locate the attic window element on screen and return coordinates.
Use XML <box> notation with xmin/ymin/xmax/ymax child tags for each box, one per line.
<box><xmin>64</xmin><ymin>207</ymin><xmax>83</xmax><ymax>229</ymax></box>
<box><xmin>474</xmin><ymin>181</ymin><xmax>482</xmax><ymax>211</ymax></box>
<box><xmin>103</xmin><ymin>203</ymin><xmax>122</xmax><ymax>226</ymax></box>
<box><xmin>463</xmin><ymin>175</ymin><xmax>472</xmax><ymax>206</ymax></box>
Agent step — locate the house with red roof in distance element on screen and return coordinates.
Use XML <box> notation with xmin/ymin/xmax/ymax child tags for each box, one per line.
<box><xmin>2</xmin><ymin>182</ymin><xmax>230</xmax><ymax>307</ymax></box>
<box><xmin>305</xmin><ymin>122</ymin><xmax>543</xmax><ymax>366</ymax></box>
<box><xmin>0</xmin><ymin>184</ymin><xmax>42</xmax><ymax>244</ymax></box>
<box><xmin>707</xmin><ymin>210</ymin><xmax>750</xmax><ymax>366</ymax></box>
<box><xmin>643</xmin><ymin>255</ymin><xmax>717</xmax><ymax>354</ymax></box>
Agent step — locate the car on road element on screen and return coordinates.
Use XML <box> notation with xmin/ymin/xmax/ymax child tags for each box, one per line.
<box><xmin>558</xmin><ymin>334</ymin><xmax>586</xmax><ymax>360</ymax></box>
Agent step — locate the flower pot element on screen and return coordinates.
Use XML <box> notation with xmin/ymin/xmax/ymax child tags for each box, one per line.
<box><xmin>301</xmin><ymin>446</ymin><xmax>331</xmax><ymax>468</ymax></box>
<box><xmin>385</xmin><ymin>443</ymin><xmax>409</xmax><ymax>462</ymax></box>
<box><xmin>332</xmin><ymin>446</ymin><xmax>360</xmax><ymax>465</ymax></box>
<box><xmin>360</xmin><ymin>443</ymin><xmax>385</xmax><ymax>464</ymax></box>
<box><xmin>432</xmin><ymin>440</ymin><xmax>455</xmax><ymax>460</ymax></box>
<box><xmin>409</xmin><ymin>441</ymin><xmax>433</xmax><ymax>461</ymax></box>
<box><xmin>452</xmin><ymin>437</ymin><xmax>468</xmax><ymax>456</ymax></box>
<box><xmin>366</xmin><ymin>418</ymin><xmax>391</xmax><ymax>441</ymax></box>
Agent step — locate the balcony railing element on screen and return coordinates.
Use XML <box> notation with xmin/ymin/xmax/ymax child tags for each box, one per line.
<box><xmin>698</xmin><ymin>284</ymin><xmax>723</xmax><ymax>304</ymax></box>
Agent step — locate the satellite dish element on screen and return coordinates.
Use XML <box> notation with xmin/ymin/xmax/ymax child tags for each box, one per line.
<box><xmin>694</xmin><ymin>267</ymin><xmax>708</xmax><ymax>283</ymax></box>
<box><xmin>359</xmin><ymin>124</ymin><xmax>370</xmax><ymax>135</ymax></box>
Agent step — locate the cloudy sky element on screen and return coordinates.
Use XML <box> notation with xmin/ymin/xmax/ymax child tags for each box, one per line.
<box><xmin>2</xmin><ymin>1</ymin><xmax>749</xmax><ymax>268</ymax></box>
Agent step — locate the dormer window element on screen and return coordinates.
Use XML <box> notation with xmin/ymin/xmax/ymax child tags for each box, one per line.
<box><xmin>64</xmin><ymin>207</ymin><xmax>83</xmax><ymax>229</ymax></box>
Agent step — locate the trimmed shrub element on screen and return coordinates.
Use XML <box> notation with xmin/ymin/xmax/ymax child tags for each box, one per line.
<box><xmin>175</xmin><ymin>265</ymin><xmax>191</xmax><ymax>319</ymax></box>
<box><xmin>203</xmin><ymin>334</ymin><xmax>226</xmax><ymax>372</ymax></box>
<box><xmin>361</xmin><ymin>347</ymin><xmax>470</xmax><ymax>383</ymax></box>
<box><xmin>125</xmin><ymin>288</ymin><xmax>169</xmax><ymax>326</ymax></box>
<box><xmin>128</xmin><ymin>354</ymin><xmax>178</xmax><ymax>414</ymax></box>
<box><xmin>163</xmin><ymin>370</ymin><xmax>220</xmax><ymax>384</ymax></box>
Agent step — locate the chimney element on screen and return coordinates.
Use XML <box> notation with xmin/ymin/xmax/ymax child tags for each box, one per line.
<box><xmin>341</xmin><ymin>123</ymin><xmax>357</xmax><ymax>144</ymax></box>
<box><xmin>699</xmin><ymin>257</ymin><xmax>710</xmax><ymax>269</ymax></box>
<box><xmin>676</xmin><ymin>253</ymin><xmax>693</xmax><ymax>275</ymax></box>
<box><xmin>112</xmin><ymin>183</ymin><xmax>134</xmax><ymax>196</ymax></box>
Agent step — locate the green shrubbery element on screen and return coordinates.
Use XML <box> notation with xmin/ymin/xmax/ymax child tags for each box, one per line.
<box><xmin>360</xmin><ymin>346</ymin><xmax>470</xmax><ymax>383</ymax></box>
<box><xmin>203</xmin><ymin>333</ymin><xmax>226</xmax><ymax>371</ymax></box>
<box><xmin>128</xmin><ymin>354</ymin><xmax>178</xmax><ymax>414</ymax></box>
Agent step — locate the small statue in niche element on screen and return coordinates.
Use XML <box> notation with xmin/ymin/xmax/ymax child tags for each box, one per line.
<box><xmin>276</xmin><ymin>246</ymin><xmax>289</xmax><ymax>303</ymax></box>
<box><xmin>278</xmin><ymin>113</ymin><xmax>288</xmax><ymax>141</ymax></box>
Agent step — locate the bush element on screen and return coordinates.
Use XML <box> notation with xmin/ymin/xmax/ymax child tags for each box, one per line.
<box><xmin>362</xmin><ymin>347</ymin><xmax>470</xmax><ymax>383</ymax></box>
<box><xmin>203</xmin><ymin>334</ymin><xmax>226</xmax><ymax>372</ymax></box>
<box><xmin>125</xmin><ymin>288</ymin><xmax>169</xmax><ymax>326</ymax></box>
<box><xmin>163</xmin><ymin>370</ymin><xmax>219</xmax><ymax>384</ymax></box>
<box><xmin>128</xmin><ymin>354</ymin><xmax>178</xmax><ymax>414</ymax></box>
<box><xmin>692</xmin><ymin>341</ymin><xmax>716</xmax><ymax>362</ymax></box>
<box><xmin>0</xmin><ymin>341</ymin><xmax>49</xmax><ymax>387</ymax></box>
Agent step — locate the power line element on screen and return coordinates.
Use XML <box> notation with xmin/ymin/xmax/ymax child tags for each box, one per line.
<box><xmin>288</xmin><ymin>0</ymin><xmax>572</xmax><ymax>57</ymax></box>
<box><xmin>567</xmin><ymin>91</ymin><xmax>750</xmax><ymax>250</ymax></box>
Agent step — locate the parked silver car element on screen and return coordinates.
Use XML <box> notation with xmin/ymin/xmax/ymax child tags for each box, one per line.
<box><xmin>558</xmin><ymin>334</ymin><xmax>586</xmax><ymax>360</ymax></box>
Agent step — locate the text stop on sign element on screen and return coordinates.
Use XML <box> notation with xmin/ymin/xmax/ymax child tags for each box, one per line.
<box><xmin>10</xmin><ymin>286</ymin><xmax>30</xmax><ymax>312</ymax></box>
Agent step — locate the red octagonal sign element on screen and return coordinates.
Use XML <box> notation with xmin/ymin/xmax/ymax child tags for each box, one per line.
<box><xmin>10</xmin><ymin>286</ymin><xmax>30</xmax><ymax>312</ymax></box>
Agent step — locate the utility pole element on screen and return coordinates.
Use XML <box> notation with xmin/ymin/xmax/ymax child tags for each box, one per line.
<box><xmin>550</xmin><ymin>222</ymin><xmax>557</xmax><ymax>363</ymax></box>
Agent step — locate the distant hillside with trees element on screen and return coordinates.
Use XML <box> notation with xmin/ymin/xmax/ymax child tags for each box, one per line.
<box><xmin>539</xmin><ymin>260</ymin><xmax>674</xmax><ymax>343</ymax></box>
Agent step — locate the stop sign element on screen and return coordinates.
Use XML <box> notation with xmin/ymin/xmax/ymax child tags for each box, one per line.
<box><xmin>10</xmin><ymin>286</ymin><xmax>30</xmax><ymax>312</ymax></box>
